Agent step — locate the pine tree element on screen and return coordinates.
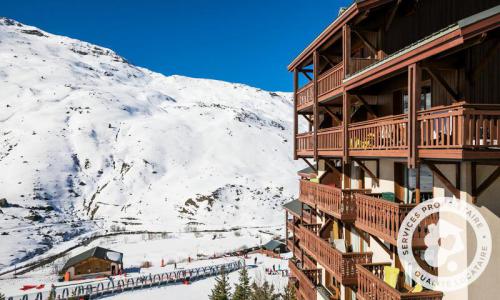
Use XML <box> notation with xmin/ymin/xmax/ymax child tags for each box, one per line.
<box><xmin>0</xmin><ymin>292</ymin><xmax>5</xmax><ymax>300</ymax></box>
<box><xmin>209</xmin><ymin>266</ymin><xmax>231</xmax><ymax>300</ymax></box>
<box><xmin>232</xmin><ymin>267</ymin><xmax>251</xmax><ymax>300</ymax></box>
<box><xmin>250</xmin><ymin>280</ymin><xmax>279</xmax><ymax>300</ymax></box>
<box><xmin>281</xmin><ymin>283</ymin><xmax>296</xmax><ymax>300</ymax></box>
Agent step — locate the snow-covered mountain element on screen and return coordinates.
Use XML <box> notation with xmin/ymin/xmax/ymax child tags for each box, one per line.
<box><xmin>0</xmin><ymin>18</ymin><xmax>300</xmax><ymax>268</ymax></box>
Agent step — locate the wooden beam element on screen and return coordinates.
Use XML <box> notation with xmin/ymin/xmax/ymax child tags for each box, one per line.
<box><xmin>352</xmin><ymin>29</ymin><xmax>378</xmax><ymax>56</ymax></box>
<box><xmin>424</xmin><ymin>66</ymin><xmax>460</xmax><ymax>102</ymax></box>
<box><xmin>299</xmin><ymin>68</ymin><xmax>313</xmax><ymax>73</ymax></box>
<box><xmin>343</xmin><ymin>93</ymin><xmax>350</xmax><ymax>161</ymax></box>
<box><xmin>302</xmin><ymin>158</ymin><xmax>317</xmax><ymax>172</ymax></box>
<box><xmin>313</xmin><ymin>51</ymin><xmax>319</xmax><ymax>161</ymax></box>
<box><xmin>342</xmin><ymin>160</ymin><xmax>351</xmax><ymax>189</ymax></box>
<box><xmin>385</xmin><ymin>0</ymin><xmax>401</xmax><ymax>32</ymax></box>
<box><xmin>353</xmin><ymin>158</ymin><xmax>379</xmax><ymax>186</ymax></box>
<box><xmin>343</xmin><ymin>24</ymin><xmax>351</xmax><ymax>77</ymax></box>
<box><xmin>426</xmin><ymin>162</ymin><xmax>461</xmax><ymax>199</ymax></box>
<box><xmin>301</xmin><ymin>71</ymin><xmax>313</xmax><ymax>81</ymax></box>
<box><xmin>293</xmin><ymin>69</ymin><xmax>298</xmax><ymax>160</ymax></box>
<box><xmin>325</xmin><ymin>159</ymin><xmax>342</xmax><ymax>179</ymax></box>
<box><xmin>415</xmin><ymin>164</ymin><xmax>421</xmax><ymax>203</ymax></box>
<box><xmin>372</xmin><ymin>235</ymin><xmax>393</xmax><ymax>258</ymax></box>
<box><xmin>302</xmin><ymin>114</ymin><xmax>313</xmax><ymax>124</ymax></box>
<box><xmin>321</xmin><ymin>54</ymin><xmax>336</xmax><ymax>68</ymax></box>
<box><xmin>322</xmin><ymin>105</ymin><xmax>342</xmax><ymax>124</ymax></box>
<box><xmin>354</xmin><ymin>94</ymin><xmax>378</xmax><ymax>118</ymax></box>
<box><xmin>408</xmin><ymin>63</ymin><xmax>421</xmax><ymax>168</ymax></box>
<box><xmin>475</xmin><ymin>166</ymin><xmax>500</xmax><ymax>198</ymax></box>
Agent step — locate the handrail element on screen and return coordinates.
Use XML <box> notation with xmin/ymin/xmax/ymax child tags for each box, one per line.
<box><xmin>299</xmin><ymin>180</ymin><xmax>357</xmax><ymax>221</ymax></box>
<box><xmin>299</xmin><ymin>224</ymin><xmax>372</xmax><ymax>285</ymax></box>
<box><xmin>354</xmin><ymin>193</ymin><xmax>437</xmax><ymax>246</ymax></box>
<box><xmin>296</xmin><ymin>102</ymin><xmax>500</xmax><ymax>155</ymax></box>
<box><xmin>289</xmin><ymin>260</ymin><xmax>318</xmax><ymax>300</ymax></box>
<box><xmin>357</xmin><ymin>263</ymin><xmax>443</xmax><ymax>300</ymax></box>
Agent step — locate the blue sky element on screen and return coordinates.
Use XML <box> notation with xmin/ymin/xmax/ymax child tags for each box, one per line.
<box><xmin>0</xmin><ymin>0</ymin><xmax>351</xmax><ymax>91</ymax></box>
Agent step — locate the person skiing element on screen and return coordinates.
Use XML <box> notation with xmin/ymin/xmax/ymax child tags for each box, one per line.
<box><xmin>254</xmin><ymin>257</ymin><xmax>257</xmax><ymax>265</ymax></box>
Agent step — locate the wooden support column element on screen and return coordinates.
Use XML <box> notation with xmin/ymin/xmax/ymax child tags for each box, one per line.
<box><xmin>343</xmin><ymin>24</ymin><xmax>351</xmax><ymax>76</ymax></box>
<box><xmin>313</xmin><ymin>51</ymin><xmax>319</xmax><ymax>161</ymax></box>
<box><xmin>415</xmin><ymin>164</ymin><xmax>421</xmax><ymax>203</ymax></box>
<box><xmin>293</xmin><ymin>69</ymin><xmax>299</xmax><ymax>160</ymax></box>
<box><xmin>342</xmin><ymin>160</ymin><xmax>351</xmax><ymax>189</ymax></box>
<box><xmin>408</xmin><ymin>63</ymin><xmax>421</xmax><ymax>169</ymax></box>
<box><xmin>343</xmin><ymin>92</ymin><xmax>350</xmax><ymax>162</ymax></box>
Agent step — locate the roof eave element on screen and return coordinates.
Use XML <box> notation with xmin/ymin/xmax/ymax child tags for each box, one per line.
<box><xmin>287</xmin><ymin>3</ymin><xmax>359</xmax><ymax>71</ymax></box>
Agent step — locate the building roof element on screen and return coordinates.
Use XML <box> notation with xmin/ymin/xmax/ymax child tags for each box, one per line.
<box><xmin>287</xmin><ymin>0</ymin><xmax>392</xmax><ymax>70</ymax></box>
<box><xmin>62</xmin><ymin>246</ymin><xmax>123</xmax><ymax>270</ymax></box>
<box><xmin>297</xmin><ymin>166</ymin><xmax>317</xmax><ymax>178</ymax></box>
<box><xmin>344</xmin><ymin>4</ymin><xmax>500</xmax><ymax>84</ymax></box>
<box><xmin>262</xmin><ymin>240</ymin><xmax>285</xmax><ymax>251</ymax></box>
<box><xmin>283</xmin><ymin>199</ymin><xmax>310</xmax><ymax>216</ymax></box>
<box><xmin>458</xmin><ymin>4</ymin><xmax>500</xmax><ymax>28</ymax></box>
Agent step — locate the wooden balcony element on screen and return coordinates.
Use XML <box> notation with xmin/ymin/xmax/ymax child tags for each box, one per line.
<box><xmin>317</xmin><ymin>62</ymin><xmax>344</xmax><ymax>100</ymax></box>
<box><xmin>357</xmin><ymin>263</ymin><xmax>443</xmax><ymax>300</ymax></box>
<box><xmin>299</xmin><ymin>180</ymin><xmax>357</xmax><ymax>221</ymax></box>
<box><xmin>295</xmin><ymin>62</ymin><xmax>344</xmax><ymax>112</ymax></box>
<box><xmin>354</xmin><ymin>193</ymin><xmax>437</xmax><ymax>247</ymax></box>
<box><xmin>288</xmin><ymin>237</ymin><xmax>302</xmax><ymax>259</ymax></box>
<box><xmin>289</xmin><ymin>260</ymin><xmax>320</xmax><ymax>300</ymax></box>
<box><xmin>300</xmin><ymin>224</ymin><xmax>372</xmax><ymax>286</ymax></box>
<box><xmin>295</xmin><ymin>103</ymin><xmax>500</xmax><ymax>160</ymax></box>
<box><xmin>297</xmin><ymin>82</ymin><xmax>314</xmax><ymax>111</ymax></box>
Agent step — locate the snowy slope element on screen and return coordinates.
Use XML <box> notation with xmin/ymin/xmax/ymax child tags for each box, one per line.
<box><xmin>0</xmin><ymin>18</ymin><xmax>301</xmax><ymax>268</ymax></box>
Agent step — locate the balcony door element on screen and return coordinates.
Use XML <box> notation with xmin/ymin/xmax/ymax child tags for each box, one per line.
<box><xmin>393</xmin><ymin>86</ymin><xmax>432</xmax><ymax>115</ymax></box>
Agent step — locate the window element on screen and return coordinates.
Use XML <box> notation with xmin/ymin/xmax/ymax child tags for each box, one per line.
<box><xmin>402</xmin><ymin>86</ymin><xmax>432</xmax><ymax>113</ymax></box>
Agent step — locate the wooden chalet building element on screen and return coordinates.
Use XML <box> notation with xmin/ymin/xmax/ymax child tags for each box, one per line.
<box><xmin>284</xmin><ymin>1</ymin><xmax>500</xmax><ymax>299</ymax></box>
<box><xmin>60</xmin><ymin>247</ymin><xmax>123</xmax><ymax>281</ymax></box>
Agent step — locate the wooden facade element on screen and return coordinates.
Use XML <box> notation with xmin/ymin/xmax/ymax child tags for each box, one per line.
<box><xmin>285</xmin><ymin>1</ymin><xmax>499</xmax><ymax>299</ymax></box>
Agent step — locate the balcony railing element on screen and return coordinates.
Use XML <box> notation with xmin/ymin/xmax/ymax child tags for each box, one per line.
<box><xmin>299</xmin><ymin>180</ymin><xmax>357</xmax><ymax>221</ymax></box>
<box><xmin>357</xmin><ymin>263</ymin><xmax>443</xmax><ymax>300</ymax></box>
<box><xmin>349</xmin><ymin>114</ymin><xmax>408</xmax><ymax>152</ymax></box>
<box><xmin>300</xmin><ymin>224</ymin><xmax>372</xmax><ymax>285</ymax></box>
<box><xmin>296</xmin><ymin>132</ymin><xmax>313</xmax><ymax>153</ymax></box>
<box><xmin>318</xmin><ymin>63</ymin><xmax>344</xmax><ymax>98</ymax></box>
<box><xmin>350</xmin><ymin>57</ymin><xmax>379</xmax><ymax>74</ymax></box>
<box><xmin>418</xmin><ymin>102</ymin><xmax>500</xmax><ymax>149</ymax></box>
<box><xmin>297</xmin><ymin>82</ymin><xmax>314</xmax><ymax>110</ymax></box>
<box><xmin>289</xmin><ymin>260</ymin><xmax>319</xmax><ymax>300</ymax></box>
<box><xmin>295</xmin><ymin>103</ymin><xmax>500</xmax><ymax>159</ymax></box>
<box><xmin>354</xmin><ymin>193</ymin><xmax>437</xmax><ymax>247</ymax></box>
<box><xmin>318</xmin><ymin>127</ymin><xmax>343</xmax><ymax>152</ymax></box>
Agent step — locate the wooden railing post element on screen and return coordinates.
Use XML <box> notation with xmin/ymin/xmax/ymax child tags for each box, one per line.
<box><xmin>408</xmin><ymin>63</ymin><xmax>421</xmax><ymax>169</ymax></box>
<box><xmin>313</xmin><ymin>51</ymin><xmax>319</xmax><ymax>161</ymax></box>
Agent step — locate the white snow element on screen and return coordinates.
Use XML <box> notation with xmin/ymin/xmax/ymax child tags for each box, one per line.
<box><xmin>0</xmin><ymin>16</ymin><xmax>303</xmax><ymax>273</ymax></box>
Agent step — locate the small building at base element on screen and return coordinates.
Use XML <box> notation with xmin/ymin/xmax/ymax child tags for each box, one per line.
<box><xmin>259</xmin><ymin>240</ymin><xmax>287</xmax><ymax>258</ymax></box>
<box><xmin>60</xmin><ymin>246</ymin><xmax>123</xmax><ymax>281</ymax></box>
